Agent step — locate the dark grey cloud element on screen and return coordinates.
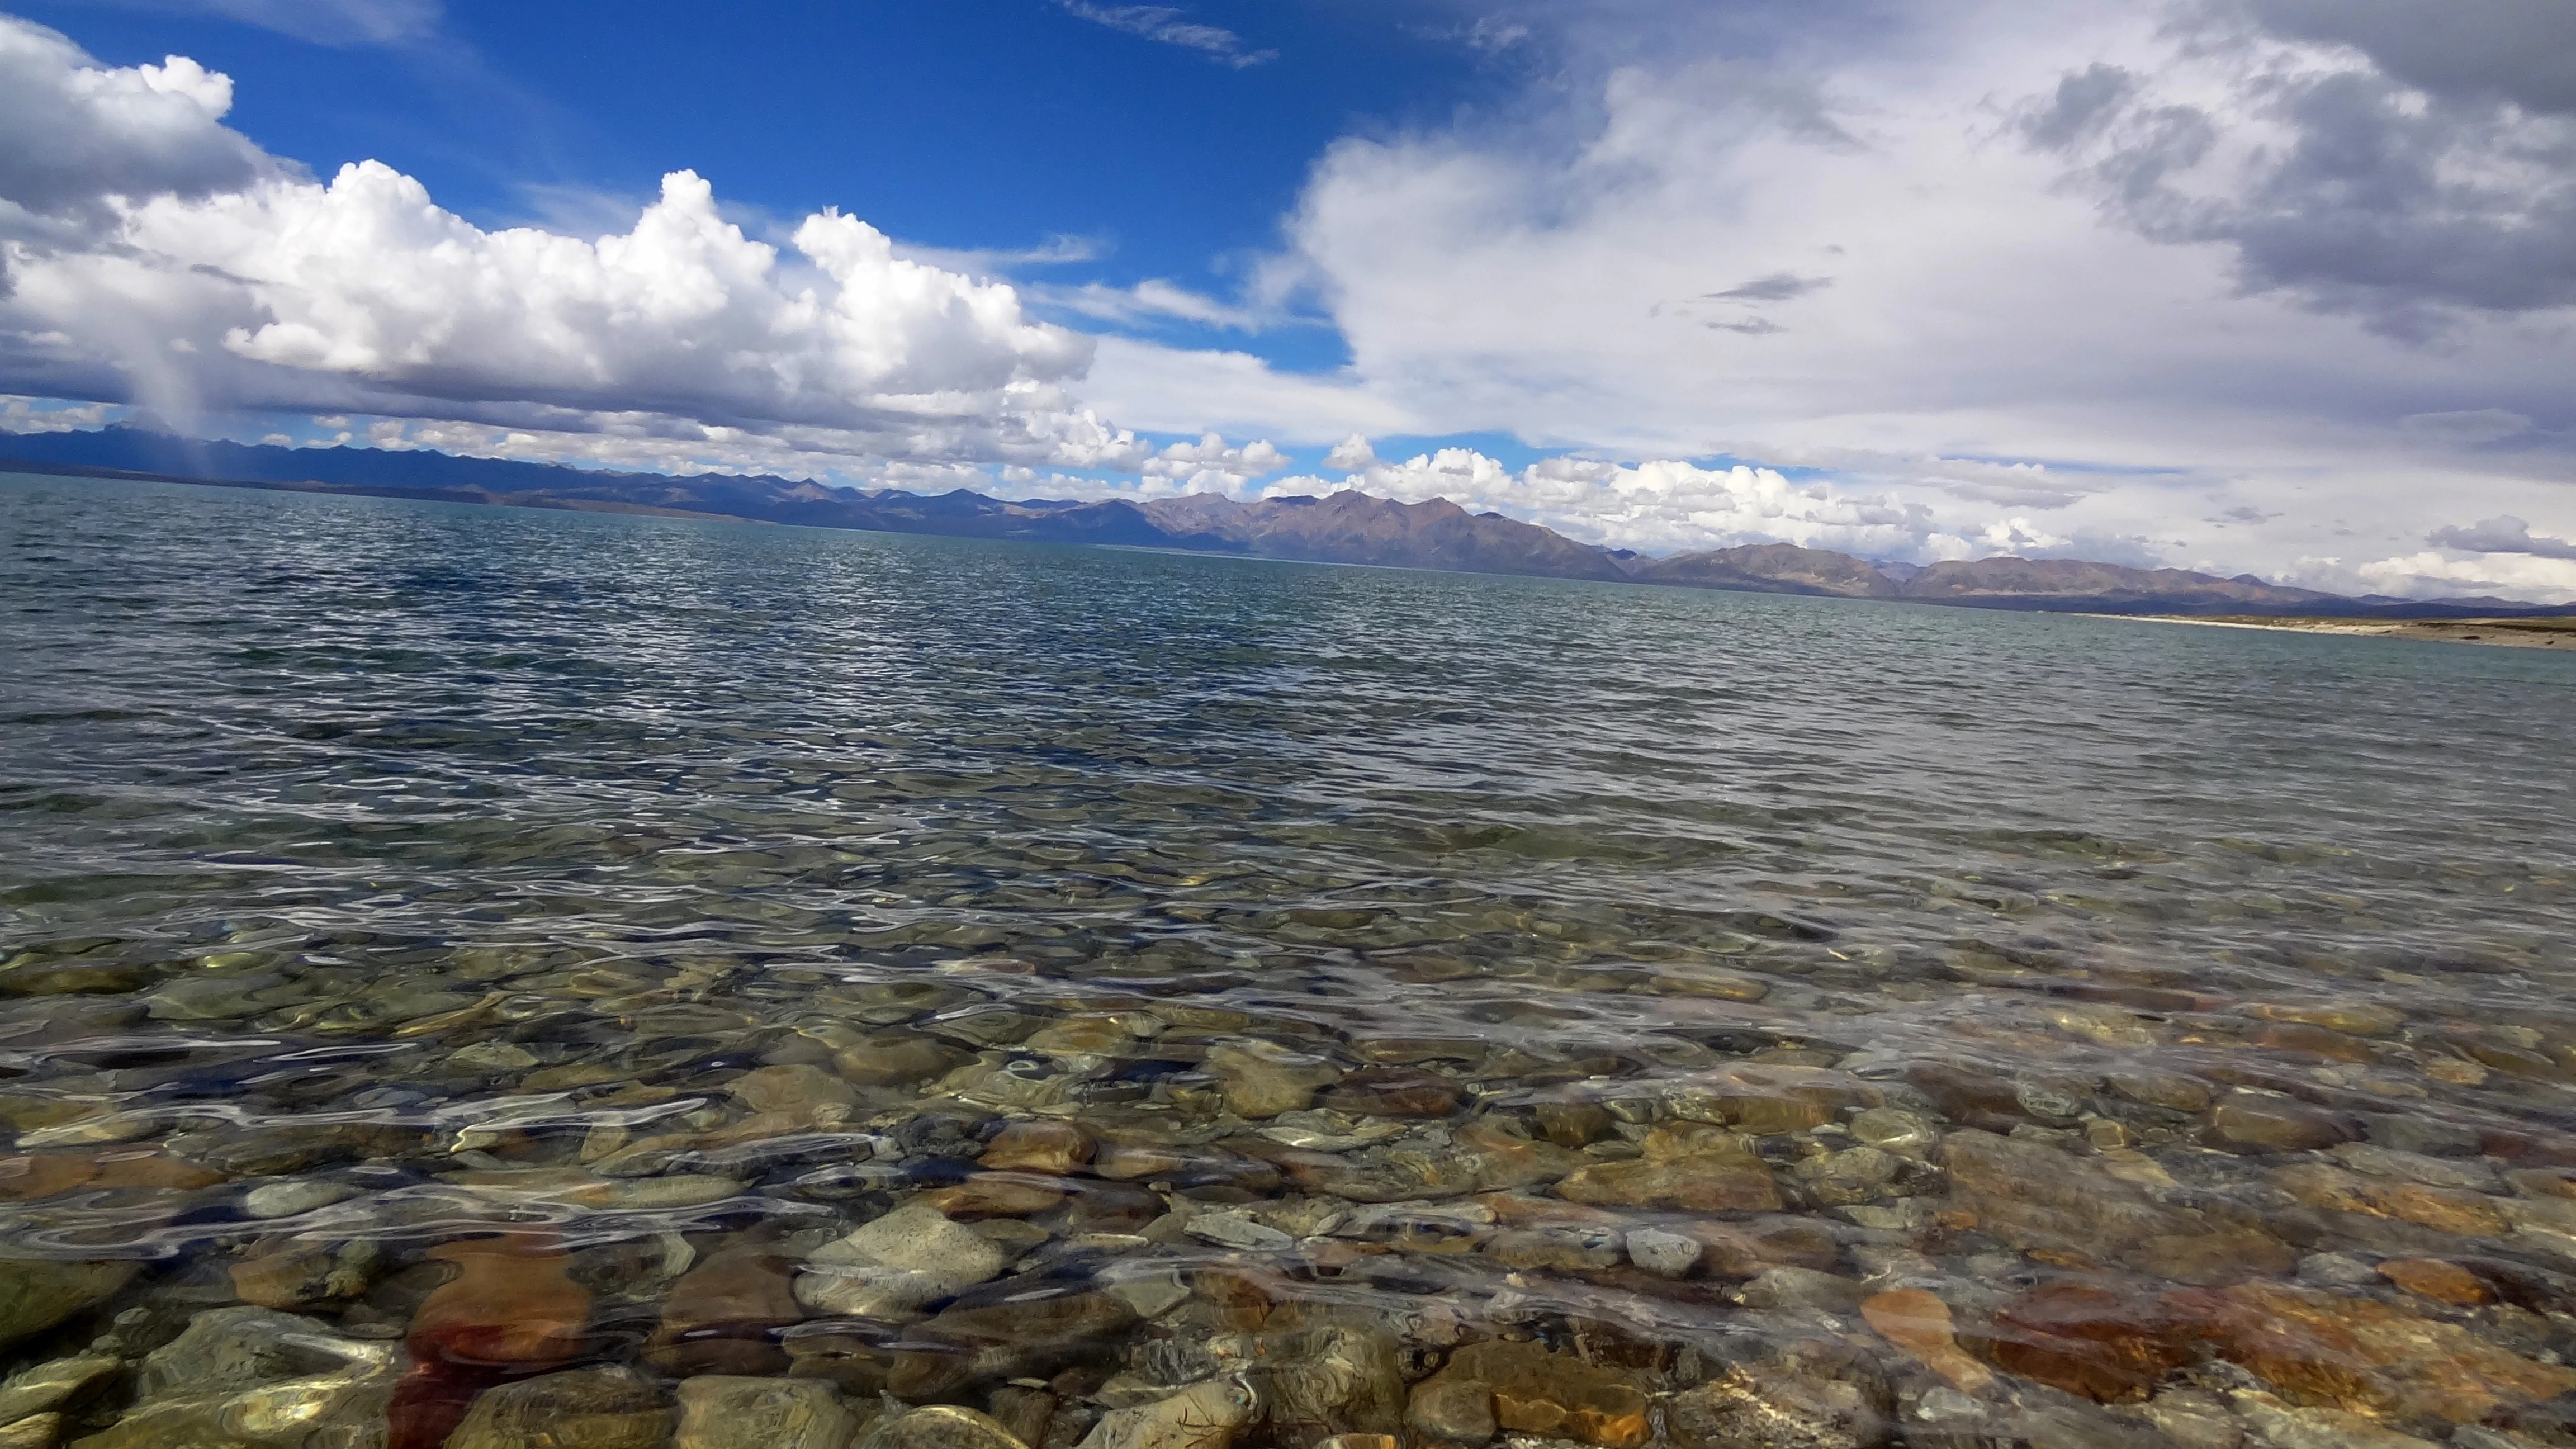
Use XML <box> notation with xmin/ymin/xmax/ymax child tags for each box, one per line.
<box><xmin>2022</xmin><ymin>6</ymin><xmax>2576</xmax><ymax>337</ymax></box>
<box><xmin>2429</xmin><ymin>515</ymin><xmax>2576</xmax><ymax>559</ymax></box>
<box><xmin>0</xmin><ymin>16</ymin><xmax>276</xmax><ymax>229</ymax></box>
<box><xmin>2021</xmin><ymin>63</ymin><xmax>2139</xmax><ymax>150</ymax></box>
<box><xmin>1707</xmin><ymin>318</ymin><xmax>1786</xmax><ymax>335</ymax></box>
<box><xmin>2244</xmin><ymin>0</ymin><xmax>2576</xmax><ymax>116</ymax></box>
<box><xmin>1705</xmin><ymin>272</ymin><xmax>1832</xmax><ymax>302</ymax></box>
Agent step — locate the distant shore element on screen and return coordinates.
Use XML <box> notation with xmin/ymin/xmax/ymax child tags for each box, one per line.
<box><xmin>2102</xmin><ymin>613</ymin><xmax>2576</xmax><ymax>650</ymax></box>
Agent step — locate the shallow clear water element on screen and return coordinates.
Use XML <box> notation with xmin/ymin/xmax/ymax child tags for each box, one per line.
<box><xmin>4</xmin><ymin>471</ymin><xmax>2576</xmax><ymax>1447</ymax></box>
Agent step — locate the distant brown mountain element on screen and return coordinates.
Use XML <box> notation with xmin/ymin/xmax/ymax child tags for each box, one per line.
<box><xmin>5</xmin><ymin>426</ymin><xmax>2570</xmax><ymax>618</ymax></box>
<box><xmin>1142</xmin><ymin>491</ymin><xmax>1632</xmax><ymax>581</ymax></box>
<box><xmin>1631</xmin><ymin>542</ymin><xmax>1901</xmax><ymax>598</ymax></box>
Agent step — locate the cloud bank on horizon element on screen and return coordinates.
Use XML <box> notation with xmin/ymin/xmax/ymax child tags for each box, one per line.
<box><xmin>2</xmin><ymin>2</ymin><xmax>2574</xmax><ymax>600</ymax></box>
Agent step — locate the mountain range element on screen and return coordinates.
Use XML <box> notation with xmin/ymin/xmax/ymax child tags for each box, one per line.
<box><xmin>5</xmin><ymin>425</ymin><xmax>2565</xmax><ymax>618</ymax></box>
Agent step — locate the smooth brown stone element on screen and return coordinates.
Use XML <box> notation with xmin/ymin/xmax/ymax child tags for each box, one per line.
<box><xmin>988</xmin><ymin>1385</ymin><xmax>1056</xmax><ymax>1448</ymax></box>
<box><xmin>2252</xmin><ymin>1024</ymin><xmax>2376</xmax><ymax>1063</ymax></box>
<box><xmin>1941</xmin><ymin>1130</ymin><xmax>2185</xmax><ymax>1256</ymax></box>
<box><xmin>0</xmin><ymin>1259</ymin><xmax>139</xmax><ymax>1354</ymax></box>
<box><xmin>230</xmin><ymin>1241</ymin><xmax>372</xmax><ymax>1309</ymax></box>
<box><xmin>2466</xmin><ymin>1042</ymin><xmax>2567</xmax><ymax>1082</ymax></box>
<box><xmin>0</xmin><ymin>1156</ymin><xmax>97</xmax><ymax>1202</ymax></box>
<box><xmin>409</xmin><ymin>1233</ymin><xmax>592</xmax><ymax>1369</ymax></box>
<box><xmin>2246</xmin><ymin>1002</ymin><xmax>2404</xmax><ymax>1036</ymax></box>
<box><xmin>1863</xmin><ymin>1289</ymin><xmax>1992</xmax><ymax>1393</ymax></box>
<box><xmin>2378</xmin><ymin>1258</ymin><xmax>2490</xmax><ymax>1306</ymax></box>
<box><xmin>1451</xmin><ymin>1119</ymin><xmax>1575</xmax><ymax>1191</ymax></box>
<box><xmin>647</xmin><ymin>1245</ymin><xmax>802</xmax><ymax>1376</ymax></box>
<box><xmin>1556</xmin><ymin>1152</ymin><xmax>1781</xmax><ymax>1213</ymax></box>
<box><xmin>1533</xmin><ymin>1102</ymin><xmax>1613</xmax><ymax>1148</ymax></box>
<box><xmin>835</xmin><ymin>1037</ymin><xmax>969</xmax><ymax>1087</ymax></box>
<box><xmin>1481</xmin><ymin>1228</ymin><xmax>1620</xmax><ymax>1272</ymax></box>
<box><xmin>1908</xmin><ymin>1061</ymin><xmax>2027</xmax><ymax>1127</ymax></box>
<box><xmin>1320</xmin><ymin>1067</ymin><xmax>1464</xmax><ymax>1118</ymax></box>
<box><xmin>856</xmin><ymin>1404</ymin><xmax>1031</xmax><ymax>1449</ymax></box>
<box><xmin>922</xmin><ymin>1172</ymin><xmax>1067</xmax><ymax>1218</ymax></box>
<box><xmin>1673</xmin><ymin>1064</ymin><xmax>1866</xmax><ymax>1134</ymax></box>
<box><xmin>1682</xmin><ymin>1217</ymin><xmax>1841</xmax><ymax>1277</ymax></box>
<box><xmin>1987</xmin><ymin>1282</ymin><xmax>2194</xmax><ymax>1403</ymax></box>
<box><xmin>445</xmin><ymin>1366</ymin><xmax>667</xmax><ymax>1449</ymax></box>
<box><xmin>2211</xmin><ymin>1092</ymin><xmax>2351</xmax><ymax>1153</ymax></box>
<box><xmin>2125</xmin><ymin>1228</ymin><xmax>2299</xmax><ymax>1286</ymax></box>
<box><xmin>1405</xmin><ymin>1379</ymin><xmax>1495</xmax><ymax>1443</ymax></box>
<box><xmin>886</xmin><ymin>1290</ymin><xmax>1139</xmax><ymax>1400</ymax></box>
<box><xmin>1092</xmin><ymin>1142</ymin><xmax>1192</xmax><ymax>1181</ymax></box>
<box><xmin>2106</xmin><ymin>1072</ymin><xmax>2212</xmax><ymax>1113</ymax></box>
<box><xmin>979</xmin><ymin>1121</ymin><xmax>1094</xmax><ymax>1175</ymax></box>
<box><xmin>728</xmin><ymin>1063</ymin><xmax>859</xmax><ymax>1116</ymax></box>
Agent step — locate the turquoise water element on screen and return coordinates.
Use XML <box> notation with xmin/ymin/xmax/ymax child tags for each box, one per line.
<box><xmin>5</xmin><ymin>470</ymin><xmax>2576</xmax><ymax>1446</ymax></box>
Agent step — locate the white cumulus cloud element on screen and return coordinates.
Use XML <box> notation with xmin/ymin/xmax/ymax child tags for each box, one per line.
<box><xmin>0</xmin><ymin>15</ymin><xmax>1103</xmax><ymax>471</ymax></box>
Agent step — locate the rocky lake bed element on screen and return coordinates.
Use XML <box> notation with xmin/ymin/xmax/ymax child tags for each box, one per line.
<box><xmin>4</xmin><ymin>475</ymin><xmax>2575</xmax><ymax>1448</ymax></box>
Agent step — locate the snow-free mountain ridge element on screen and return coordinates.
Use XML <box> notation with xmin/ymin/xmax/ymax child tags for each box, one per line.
<box><xmin>6</xmin><ymin>428</ymin><xmax>2564</xmax><ymax>618</ymax></box>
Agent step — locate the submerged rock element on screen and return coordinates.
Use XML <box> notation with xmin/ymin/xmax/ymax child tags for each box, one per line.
<box><xmin>795</xmin><ymin>1204</ymin><xmax>1011</xmax><ymax>1318</ymax></box>
<box><xmin>407</xmin><ymin>1234</ymin><xmax>592</xmax><ymax>1370</ymax></box>
<box><xmin>1986</xmin><ymin>1282</ymin><xmax>2193</xmax><ymax>1404</ymax></box>
<box><xmin>0</xmin><ymin>1353</ymin><xmax>119</xmax><ymax>1427</ymax></box>
<box><xmin>1073</xmin><ymin>1376</ymin><xmax>1256</xmax><ymax>1449</ymax></box>
<box><xmin>648</xmin><ymin>1244</ymin><xmax>804</xmax><ymax>1376</ymax></box>
<box><xmin>1407</xmin><ymin>1341</ymin><xmax>1648</xmax><ymax>1449</ymax></box>
<box><xmin>1860</xmin><ymin>1289</ymin><xmax>1991</xmax><ymax>1393</ymax></box>
<box><xmin>1556</xmin><ymin>1151</ymin><xmax>1781</xmax><ymax>1213</ymax></box>
<box><xmin>674</xmin><ymin>1375</ymin><xmax>865</xmax><ymax>1449</ymax></box>
<box><xmin>1205</xmin><ymin>1043</ymin><xmax>1342</xmax><ymax>1120</ymax></box>
<box><xmin>444</xmin><ymin>1367</ymin><xmax>667</xmax><ymax>1449</ymax></box>
<box><xmin>1664</xmin><ymin>1365</ymin><xmax>1887</xmax><ymax>1449</ymax></box>
<box><xmin>74</xmin><ymin>1305</ymin><xmax>404</xmax><ymax>1449</ymax></box>
<box><xmin>858</xmin><ymin>1406</ymin><xmax>1030</xmax><ymax>1449</ymax></box>
<box><xmin>0</xmin><ymin>1259</ymin><xmax>138</xmax><ymax>1353</ymax></box>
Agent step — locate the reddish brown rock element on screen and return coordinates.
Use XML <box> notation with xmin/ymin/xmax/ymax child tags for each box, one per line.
<box><xmin>1987</xmin><ymin>1283</ymin><xmax>2194</xmax><ymax>1403</ymax></box>
<box><xmin>2195</xmin><ymin>1281</ymin><xmax>2576</xmax><ymax>1423</ymax></box>
<box><xmin>1415</xmin><ymin>1341</ymin><xmax>1650</xmax><ymax>1449</ymax></box>
<box><xmin>409</xmin><ymin>1233</ymin><xmax>593</xmax><ymax>1370</ymax></box>
<box><xmin>1863</xmin><ymin>1289</ymin><xmax>1992</xmax><ymax>1393</ymax></box>
<box><xmin>645</xmin><ymin>1244</ymin><xmax>802</xmax><ymax>1375</ymax></box>
<box><xmin>2378</xmin><ymin>1258</ymin><xmax>2490</xmax><ymax>1306</ymax></box>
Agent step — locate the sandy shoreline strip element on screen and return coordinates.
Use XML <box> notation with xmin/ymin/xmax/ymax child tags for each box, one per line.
<box><xmin>2089</xmin><ymin>613</ymin><xmax>2576</xmax><ymax>650</ymax></box>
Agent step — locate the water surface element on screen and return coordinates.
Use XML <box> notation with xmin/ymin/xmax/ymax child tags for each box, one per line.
<box><xmin>4</xmin><ymin>472</ymin><xmax>2575</xmax><ymax>1447</ymax></box>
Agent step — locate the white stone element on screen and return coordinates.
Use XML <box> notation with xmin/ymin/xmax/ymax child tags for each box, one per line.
<box><xmin>796</xmin><ymin>1204</ymin><xmax>1008</xmax><ymax>1318</ymax></box>
<box><xmin>1623</xmin><ymin>1227</ymin><xmax>1703</xmax><ymax>1278</ymax></box>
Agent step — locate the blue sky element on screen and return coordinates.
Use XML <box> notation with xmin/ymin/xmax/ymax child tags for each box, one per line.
<box><xmin>12</xmin><ymin>0</ymin><xmax>1485</xmax><ymax>374</ymax></box>
<box><xmin>3</xmin><ymin>0</ymin><xmax>2576</xmax><ymax>599</ymax></box>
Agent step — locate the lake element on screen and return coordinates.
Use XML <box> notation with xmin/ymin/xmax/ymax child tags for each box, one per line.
<box><xmin>4</xmin><ymin>469</ymin><xmax>2575</xmax><ymax>1447</ymax></box>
